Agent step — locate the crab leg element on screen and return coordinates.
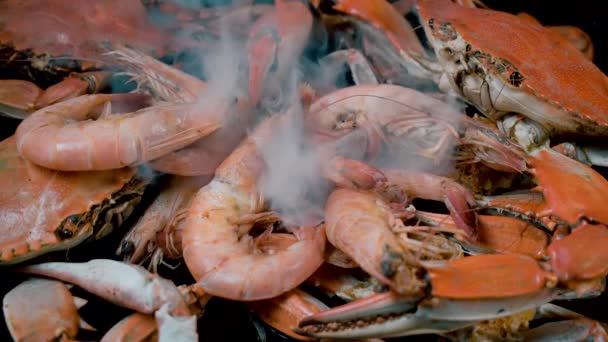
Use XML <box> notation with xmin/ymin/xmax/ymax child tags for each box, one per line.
<box><xmin>522</xmin><ymin>318</ymin><xmax>608</xmax><ymax>341</ymax></box>
<box><xmin>248</xmin><ymin>288</ymin><xmax>329</xmax><ymax>341</ymax></box>
<box><xmin>318</xmin><ymin>49</ymin><xmax>379</xmax><ymax>87</ymax></box>
<box><xmin>309</xmin><ymin>0</ymin><xmax>424</xmax><ymax>56</ymax></box>
<box><xmin>100</xmin><ymin>313</ymin><xmax>158</xmax><ymax>342</ymax></box>
<box><xmin>0</xmin><ymin>80</ymin><xmax>44</xmax><ymax>119</ymax></box>
<box><xmin>106</xmin><ymin>45</ymin><xmax>254</xmax><ymax>177</ymax></box>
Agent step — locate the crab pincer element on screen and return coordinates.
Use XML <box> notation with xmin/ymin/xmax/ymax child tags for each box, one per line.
<box><xmin>3</xmin><ymin>278</ymin><xmax>85</xmax><ymax>342</ymax></box>
<box><xmin>17</xmin><ymin>259</ymin><xmax>198</xmax><ymax>341</ymax></box>
<box><xmin>296</xmin><ymin>254</ymin><xmax>559</xmax><ymax>339</ymax></box>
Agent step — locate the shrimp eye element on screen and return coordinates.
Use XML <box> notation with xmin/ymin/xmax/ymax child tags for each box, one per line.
<box><xmin>337</xmin><ymin>113</ymin><xmax>349</xmax><ymax>123</ymax></box>
<box><xmin>428</xmin><ymin>18</ymin><xmax>435</xmax><ymax>29</ymax></box>
<box><xmin>120</xmin><ymin>240</ymin><xmax>135</xmax><ymax>255</ymax></box>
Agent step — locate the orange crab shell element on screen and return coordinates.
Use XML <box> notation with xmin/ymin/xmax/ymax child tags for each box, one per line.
<box><xmin>427</xmin><ymin>254</ymin><xmax>553</xmax><ymax>299</ymax></box>
<box><xmin>0</xmin><ymin>135</ymin><xmax>147</xmax><ymax>264</ymax></box>
<box><xmin>528</xmin><ymin>148</ymin><xmax>608</xmax><ymax>225</ymax></box>
<box><xmin>417</xmin><ymin>0</ymin><xmax>608</xmax><ymax>132</ymax></box>
<box><xmin>0</xmin><ymin>0</ymin><xmax>182</xmax><ymax>64</ymax></box>
<box><xmin>3</xmin><ymin>279</ymin><xmax>80</xmax><ymax>341</ymax></box>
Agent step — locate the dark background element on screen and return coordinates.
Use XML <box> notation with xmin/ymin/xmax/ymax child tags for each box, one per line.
<box><xmin>0</xmin><ymin>1</ymin><xmax>607</xmax><ymax>341</ymax></box>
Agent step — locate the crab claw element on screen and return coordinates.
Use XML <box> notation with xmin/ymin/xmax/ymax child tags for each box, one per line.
<box><xmin>297</xmin><ymin>254</ymin><xmax>560</xmax><ymax>339</ymax></box>
<box><xmin>295</xmin><ymin>288</ymin><xmax>557</xmax><ymax>339</ymax></box>
<box><xmin>3</xmin><ymin>278</ymin><xmax>83</xmax><ymax>342</ymax></box>
<box><xmin>17</xmin><ymin>259</ymin><xmax>192</xmax><ymax>317</ymax></box>
<box><xmin>248</xmin><ymin>28</ymin><xmax>279</xmax><ymax>106</ymax></box>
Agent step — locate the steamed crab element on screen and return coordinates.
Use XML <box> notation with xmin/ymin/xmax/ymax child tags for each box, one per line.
<box><xmin>310</xmin><ymin>0</ymin><xmax>608</xmax><ymax>166</ymax></box>
<box><xmin>413</xmin><ymin>0</ymin><xmax>608</xmax><ymax>165</ymax></box>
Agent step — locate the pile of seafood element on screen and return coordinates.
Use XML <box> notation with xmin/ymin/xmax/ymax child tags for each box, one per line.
<box><xmin>1</xmin><ymin>0</ymin><xmax>608</xmax><ymax>341</ymax></box>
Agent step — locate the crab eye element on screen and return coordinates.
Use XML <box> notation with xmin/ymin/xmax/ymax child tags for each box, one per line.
<box><xmin>509</xmin><ymin>71</ymin><xmax>523</xmax><ymax>87</ymax></box>
<box><xmin>68</xmin><ymin>215</ymin><xmax>80</xmax><ymax>224</ymax></box>
<box><xmin>428</xmin><ymin>18</ymin><xmax>435</xmax><ymax>29</ymax></box>
<box><xmin>56</xmin><ymin>227</ymin><xmax>74</xmax><ymax>239</ymax></box>
<box><xmin>466</xmin><ymin>44</ymin><xmax>472</xmax><ymax>52</ymax></box>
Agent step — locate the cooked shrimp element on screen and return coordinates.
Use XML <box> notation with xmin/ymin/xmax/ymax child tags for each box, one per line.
<box><xmin>108</xmin><ymin>45</ymin><xmax>253</xmax><ymax>176</ymax></box>
<box><xmin>306</xmin><ymin>84</ymin><xmax>523</xmax><ymax>171</ymax></box>
<box><xmin>15</xmin><ymin>93</ymin><xmax>232</xmax><ymax>171</ymax></box>
<box><xmin>306</xmin><ymin>84</ymin><xmax>463</xmax><ymax>162</ymax></box>
<box><xmin>181</xmin><ymin>110</ymin><xmax>326</xmax><ymax>301</ymax></box>
<box><xmin>117</xmin><ymin>175</ymin><xmax>212</xmax><ymax>270</ymax></box>
<box><xmin>381</xmin><ymin>169</ymin><xmax>478</xmax><ymax>240</ymax></box>
<box><xmin>324</xmin><ymin>187</ymin><xmax>423</xmax><ymax>295</ymax></box>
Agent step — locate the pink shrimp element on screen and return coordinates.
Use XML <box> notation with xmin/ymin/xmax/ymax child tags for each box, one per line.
<box><xmin>107</xmin><ymin>45</ymin><xmax>253</xmax><ymax>176</ymax></box>
<box><xmin>117</xmin><ymin>175</ymin><xmax>212</xmax><ymax>271</ymax></box>
<box><xmin>381</xmin><ymin>169</ymin><xmax>478</xmax><ymax>240</ymax></box>
<box><xmin>324</xmin><ymin>187</ymin><xmax>424</xmax><ymax>295</ymax></box>
<box><xmin>181</xmin><ymin>110</ymin><xmax>326</xmax><ymax>301</ymax></box>
<box><xmin>14</xmin><ymin>93</ymin><xmax>234</xmax><ymax>171</ymax></box>
<box><xmin>306</xmin><ymin>84</ymin><xmax>526</xmax><ymax>173</ymax></box>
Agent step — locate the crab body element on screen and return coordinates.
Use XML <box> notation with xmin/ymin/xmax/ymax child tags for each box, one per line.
<box><xmin>416</xmin><ymin>0</ymin><xmax>608</xmax><ymax>149</ymax></box>
<box><xmin>0</xmin><ymin>135</ymin><xmax>148</xmax><ymax>264</ymax></box>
